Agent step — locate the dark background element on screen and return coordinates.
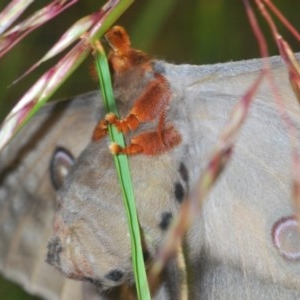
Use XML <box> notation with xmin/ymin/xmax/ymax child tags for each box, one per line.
<box><xmin>0</xmin><ymin>0</ymin><xmax>300</xmax><ymax>299</ymax></box>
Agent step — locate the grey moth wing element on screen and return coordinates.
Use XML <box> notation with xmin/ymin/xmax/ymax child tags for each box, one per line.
<box><xmin>170</xmin><ymin>55</ymin><xmax>300</xmax><ymax>298</ymax></box>
<box><xmin>48</xmin><ymin>55</ymin><xmax>300</xmax><ymax>299</ymax></box>
<box><xmin>0</xmin><ymin>92</ymin><xmax>102</xmax><ymax>300</ymax></box>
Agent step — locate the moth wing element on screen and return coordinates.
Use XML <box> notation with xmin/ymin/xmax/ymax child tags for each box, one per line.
<box><xmin>171</xmin><ymin>55</ymin><xmax>300</xmax><ymax>298</ymax></box>
<box><xmin>0</xmin><ymin>92</ymin><xmax>102</xmax><ymax>300</ymax></box>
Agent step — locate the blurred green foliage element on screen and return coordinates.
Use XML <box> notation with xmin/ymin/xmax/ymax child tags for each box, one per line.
<box><xmin>0</xmin><ymin>0</ymin><xmax>300</xmax><ymax>299</ymax></box>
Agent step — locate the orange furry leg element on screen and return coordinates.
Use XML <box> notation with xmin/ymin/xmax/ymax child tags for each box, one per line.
<box><xmin>110</xmin><ymin>126</ymin><xmax>182</xmax><ymax>156</ymax></box>
<box><xmin>110</xmin><ymin>142</ymin><xmax>143</xmax><ymax>155</ymax></box>
<box><xmin>106</xmin><ymin>112</ymin><xmax>140</xmax><ymax>133</ymax></box>
<box><xmin>92</xmin><ymin>120</ymin><xmax>108</xmax><ymax>141</ymax></box>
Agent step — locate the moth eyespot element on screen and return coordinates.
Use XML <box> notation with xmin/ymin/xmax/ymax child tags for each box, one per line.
<box><xmin>174</xmin><ymin>182</ymin><xmax>185</xmax><ymax>203</ymax></box>
<box><xmin>179</xmin><ymin>162</ymin><xmax>189</xmax><ymax>183</ymax></box>
<box><xmin>50</xmin><ymin>147</ymin><xmax>74</xmax><ymax>190</ymax></box>
<box><xmin>159</xmin><ymin>212</ymin><xmax>173</xmax><ymax>230</ymax></box>
<box><xmin>143</xmin><ymin>250</ymin><xmax>151</xmax><ymax>262</ymax></box>
<box><xmin>272</xmin><ymin>215</ymin><xmax>300</xmax><ymax>261</ymax></box>
<box><xmin>105</xmin><ymin>269</ymin><xmax>124</xmax><ymax>282</ymax></box>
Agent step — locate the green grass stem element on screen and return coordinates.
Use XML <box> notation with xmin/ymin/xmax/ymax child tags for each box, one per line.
<box><xmin>94</xmin><ymin>41</ymin><xmax>151</xmax><ymax>300</ymax></box>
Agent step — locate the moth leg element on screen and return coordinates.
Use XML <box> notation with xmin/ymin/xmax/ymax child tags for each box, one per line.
<box><xmin>106</xmin><ymin>73</ymin><xmax>172</xmax><ymax>134</ymax></box>
<box><xmin>92</xmin><ymin>119</ymin><xmax>108</xmax><ymax>141</ymax></box>
<box><xmin>110</xmin><ymin>125</ymin><xmax>182</xmax><ymax>156</ymax></box>
<box><xmin>105</xmin><ymin>112</ymin><xmax>139</xmax><ymax>134</ymax></box>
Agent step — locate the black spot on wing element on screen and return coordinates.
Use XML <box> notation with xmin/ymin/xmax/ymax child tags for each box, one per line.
<box><xmin>159</xmin><ymin>212</ymin><xmax>173</xmax><ymax>230</ymax></box>
<box><xmin>179</xmin><ymin>162</ymin><xmax>189</xmax><ymax>183</ymax></box>
<box><xmin>174</xmin><ymin>182</ymin><xmax>185</xmax><ymax>203</ymax></box>
<box><xmin>83</xmin><ymin>277</ymin><xmax>103</xmax><ymax>287</ymax></box>
<box><xmin>143</xmin><ymin>250</ymin><xmax>150</xmax><ymax>262</ymax></box>
<box><xmin>105</xmin><ymin>269</ymin><xmax>124</xmax><ymax>282</ymax></box>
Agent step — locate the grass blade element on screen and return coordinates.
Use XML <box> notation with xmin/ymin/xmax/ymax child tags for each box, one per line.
<box><xmin>94</xmin><ymin>41</ymin><xmax>150</xmax><ymax>300</ymax></box>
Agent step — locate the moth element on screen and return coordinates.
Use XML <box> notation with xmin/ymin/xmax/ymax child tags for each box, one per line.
<box><xmin>1</xmin><ymin>28</ymin><xmax>300</xmax><ymax>299</ymax></box>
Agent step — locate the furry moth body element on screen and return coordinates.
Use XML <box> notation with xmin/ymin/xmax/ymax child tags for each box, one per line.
<box><xmin>1</xmin><ymin>53</ymin><xmax>300</xmax><ymax>298</ymax></box>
